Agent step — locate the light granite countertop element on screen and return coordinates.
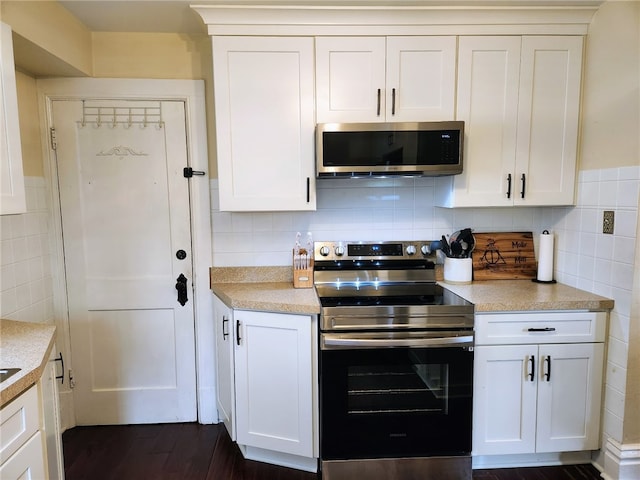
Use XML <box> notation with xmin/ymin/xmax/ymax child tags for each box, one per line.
<box><xmin>1</xmin><ymin>319</ymin><xmax>56</xmax><ymax>407</ymax></box>
<box><xmin>438</xmin><ymin>280</ymin><xmax>614</xmax><ymax>312</ymax></box>
<box><xmin>210</xmin><ymin>266</ymin><xmax>320</xmax><ymax>314</ymax></box>
<box><xmin>210</xmin><ymin>266</ymin><xmax>613</xmax><ymax>314</ymax></box>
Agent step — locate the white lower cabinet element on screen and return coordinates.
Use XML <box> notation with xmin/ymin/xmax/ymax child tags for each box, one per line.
<box><xmin>213</xmin><ymin>294</ymin><xmax>317</xmax><ymax>470</ymax></box>
<box><xmin>473</xmin><ymin>311</ymin><xmax>606</xmax><ymax>457</ymax></box>
<box><xmin>0</xmin><ymin>387</ymin><xmax>47</xmax><ymax>480</ymax></box>
<box><xmin>213</xmin><ymin>295</ymin><xmax>235</xmax><ymax>440</ymax></box>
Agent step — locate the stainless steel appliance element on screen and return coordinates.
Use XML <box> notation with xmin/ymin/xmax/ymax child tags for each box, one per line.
<box><xmin>314</xmin><ymin>240</ymin><xmax>475</xmax><ymax>480</ymax></box>
<box><xmin>316</xmin><ymin>121</ymin><xmax>464</xmax><ymax>178</ymax></box>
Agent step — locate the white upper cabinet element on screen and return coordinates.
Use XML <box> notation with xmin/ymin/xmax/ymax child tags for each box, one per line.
<box><xmin>212</xmin><ymin>36</ymin><xmax>316</xmax><ymax>212</ymax></box>
<box><xmin>437</xmin><ymin>35</ymin><xmax>583</xmax><ymax>207</ymax></box>
<box><xmin>315</xmin><ymin>36</ymin><xmax>456</xmax><ymax>123</ymax></box>
<box><xmin>0</xmin><ymin>22</ymin><xmax>26</xmax><ymax>215</ymax></box>
<box><xmin>514</xmin><ymin>36</ymin><xmax>583</xmax><ymax>206</ymax></box>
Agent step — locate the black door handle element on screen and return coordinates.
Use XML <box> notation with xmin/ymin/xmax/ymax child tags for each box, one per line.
<box><xmin>54</xmin><ymin>352</ymin><xmax>64</xmax><ymax>384</ymax></box>
<box><xmin>528</xmin><ymin>355</ymin><xmax>535</xmax><ymax>382</ymax></box>
<box><xmin>176</xmin><ymin>274</ymin><xmax>188</xmax><ymax>306</ymax></box>
<box><xmin>544</xmin><ymin>356</ymin><xmax>552</xmax><ymax>382</ymax></box>
<box><xmin>222</xmin><ymin>315</ymin><xmax>229</xmax><ymax>340</ymax></box>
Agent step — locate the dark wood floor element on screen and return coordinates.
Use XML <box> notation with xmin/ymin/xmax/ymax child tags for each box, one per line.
<box><xmin>62</xmin><ymin>423</ymin><xmax>603</xmax><ymax>480</ymax></box>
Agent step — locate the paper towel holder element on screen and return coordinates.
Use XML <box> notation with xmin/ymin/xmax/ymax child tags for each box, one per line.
<box><xmin>532</xmin><ymin>229</ymin><xmax>557</xmax><ymax>283</ymax></box>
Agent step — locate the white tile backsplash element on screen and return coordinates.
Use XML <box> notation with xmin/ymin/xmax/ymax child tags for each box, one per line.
<box><xmin>0</xmin><ymin>177</ymin><xmax>54</xmax><ymax>324</ymax></box>
<box><xmin>210</xmin><ymin>177</ymin><xmax>550</xmax><ymax>266</ymax></box>
<box><xmin>551</xmin><ymin>165</ymin><xmax>639</xmax><ymax>447</ymax></box>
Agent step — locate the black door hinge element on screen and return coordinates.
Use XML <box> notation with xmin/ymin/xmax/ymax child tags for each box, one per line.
<box><xmin>183</xmin><ymin>167</ymin><xmax>206</xmax><ymax>178</ymax></box>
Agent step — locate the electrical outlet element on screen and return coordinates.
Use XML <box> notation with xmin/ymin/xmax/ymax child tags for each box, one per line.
<box><xmin>603</xmin><ymin>210</ymin><xmax>615</xmax><ymax>234</ymax></box>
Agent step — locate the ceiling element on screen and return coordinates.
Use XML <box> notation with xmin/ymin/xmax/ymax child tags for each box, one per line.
<box><xmin>58</xmin><ymin>0</ymin><xmax>603</xmax><ymax>35</ymax></box>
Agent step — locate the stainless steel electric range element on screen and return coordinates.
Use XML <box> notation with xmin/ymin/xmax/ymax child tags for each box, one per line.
<box><xmin>314</xmin><ymin>240</ymin><xmax>475</xmax><ymax>480</ymax></box>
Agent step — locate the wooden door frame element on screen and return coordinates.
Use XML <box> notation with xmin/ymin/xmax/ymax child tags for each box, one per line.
<box><xmin>37</xmin><ymin>78</ymin><xmax>215</xmax><ymax>428</ymax></box>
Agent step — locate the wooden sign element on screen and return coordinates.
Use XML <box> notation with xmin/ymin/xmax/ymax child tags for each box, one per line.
<box><xmin>472</xmin><ymin>232</ymin><xmax>537</xmax><ymax>280</ymax></box>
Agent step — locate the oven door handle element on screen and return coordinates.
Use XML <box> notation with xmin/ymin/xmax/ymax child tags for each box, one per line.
<box><xmin>322</xmin><ymin>334</ymin><xmax>474</xmax><ymax>349</ymax></box>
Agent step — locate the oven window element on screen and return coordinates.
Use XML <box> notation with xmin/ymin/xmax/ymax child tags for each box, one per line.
<box><xmin>348</xmin><ymin>360</ymin><xmax>449</xmax><ymax>416</ymax></box>
<box><xmin>321</xmin><ymin>346</ymin><xmax>473</xmax><ymax>460</ymax></box>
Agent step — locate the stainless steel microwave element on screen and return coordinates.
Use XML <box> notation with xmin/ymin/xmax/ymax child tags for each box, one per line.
<box><xmin>316</xmin><ymin>121</ymin><xmax>464</xmax><ymax>178</ymax></box>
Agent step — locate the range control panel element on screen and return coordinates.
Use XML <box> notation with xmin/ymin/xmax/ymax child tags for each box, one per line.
<box><xmin>314</xmin><ymin>241</ymin><xmax>438</xmax><ymax>262</ymax></box>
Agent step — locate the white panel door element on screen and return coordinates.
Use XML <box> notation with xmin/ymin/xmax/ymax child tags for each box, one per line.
<box><xmin>472</xmin><ymin>345</ymin><xmax>538</xmax><ymax>455</ymax></box>
<box><xmin>234</xmin><ymin>310</ymin><xmax>313</xmax><ymax>457</ymax></box>
<box><xmin>315</xmin><ymin>37</ymin><xmax>386</xmax><ymax>123</ymax></box>
<box><xmin>386</xmin><ymin>36</ymin><xmax>456</xmax><ymax>121</ymax></box>
<box><xmin>52</xmin><ymin>99</ymin><xmax>197</xmax><ymax>424</ymax></box>
<box><xmin>451</xmin><ymin>36</ymin><xmax>522</xmax><ymax>207</ymax></box>
<box><xmin>515</xmin><ymin>36</ymin><xmax>583</xmax><ymax>206</ymax></box>
<box><xmin>536</xmin><ymin>343</ymin><xmax>604</xmax><ymax>452</ymax></box>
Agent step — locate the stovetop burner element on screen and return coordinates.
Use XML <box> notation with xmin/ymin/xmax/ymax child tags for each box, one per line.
<box><xmin>320</xmin><ymin>294</ymin><xmax>443</xmax><ymax>308</ymax></box>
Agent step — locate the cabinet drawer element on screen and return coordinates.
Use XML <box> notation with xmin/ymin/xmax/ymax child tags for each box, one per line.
<box><xmin>0</xmin><ymin>385</ymin><xmax>40</xmax><ymax>464</ymax></box>
<box><xmin>475</xmin><ymin>311</ymin><xmax>607</xmax><ymax>345</ymax></box>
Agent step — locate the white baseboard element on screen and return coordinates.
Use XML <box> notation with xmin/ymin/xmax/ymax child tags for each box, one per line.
<box><xmin>472</xmin><ymin>451</ymin><xmax>592</xmax><ymax>469</ymax></box>
<box><xmin>602</xmin><ymin>438</ymin><xmax>640</xmax><ymax>480</ymax></box>
<box><xmin>240</xmin><ymin>444</ymin><xmax>318</xmax><ymax>473</ymax></box>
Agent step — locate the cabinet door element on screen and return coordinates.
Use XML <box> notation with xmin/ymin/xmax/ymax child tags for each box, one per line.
<box><xmin>386</xmin><ymin>36</ymin><xmax>456</xmax><ymax>121</ymax></box>
<box><xmin>41</xmin><ymin>349</ymin><xmax>64</xmax><ymax>480</ymax></box>
<box><xmin>0</xmin><ymin>22</ymin><xmax>26</xmax><ymax>215</ymax></box>
<box><xmin>514</xmin><ymin>36</ymin><xmax>582</xmax><ymax>206</ymax></box>
<box><xmin>234</xmin><ymin>310</ymin><xmax>313</xmax><ymax>457</ymax></box>
<box><xmin>0</xmin><ymin>431</ymin><xmax>46</xmax><ymax>480</ymax></box>
<box><xmin>473</xmin><ymin>345</ymin><xmax>537</xmax><ymax>455</ymax></box>
<box><xmin>213</xmin><ymin>36</ymin><xmax>316</xmax><ymax>211</ymax></box>
<box><xmin>536</xmin><ymin>343</ymin><xmax>604</xmax><ymax>453</ymax></box>
<box><xmin>315</xmin><ymin>37</ymin><xmax>386</xmax><ymax>123</ymax></box>
<box><xmin>213</xmin><ymin>295</ymin><xmax>235</xmax><ymax>440</ymax></box>
<box><xmin>448</xmin><ymin>36</ymin><xmax>521</xmax><ymax>207</ymax></box>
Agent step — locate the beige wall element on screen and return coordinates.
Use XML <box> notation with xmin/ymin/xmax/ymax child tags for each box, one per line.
<box><xmin>91</xmin><ymin>32</ymin><xmax>216</xmax><ymax>176</ymax></box>
<box><xmin>1</xmin><ymin>0</ymin><xmax>92</xmax><ymax>76</ymax></box>
<box><xmin>580</xmin><ymin>0</ymin><xmax>640</xmax><ymax>170</ymax></box>
<box><xmin>15</xmin><ymin>71</ymin><xmax>43</xmax><ymax>177</ymax></box>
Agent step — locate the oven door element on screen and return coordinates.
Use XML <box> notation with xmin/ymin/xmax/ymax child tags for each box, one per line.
<box><xmin>320</xmin><ymin>331</ymin><xmax>473</xmax><ymax>460</ymax></box>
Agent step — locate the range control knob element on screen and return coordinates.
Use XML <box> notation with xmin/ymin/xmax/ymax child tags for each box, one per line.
<box><xmin>335</xmin><ymin>246</ymin><xmax>345</xmax><ymax>256</ymax></box>
<box><xmin>421</xmin><ymin>244</ymin><xmax>431</xmax><ymax>255</ymax></box>
<box><xmin>406</xmin><ymin>245</ymin><xmax>417</xmax><ymax>256</ymax></box>
<box><xmin>319</xmin><ymin>246</ymin><xmax>331</xmax><ymax>256</ymax></box>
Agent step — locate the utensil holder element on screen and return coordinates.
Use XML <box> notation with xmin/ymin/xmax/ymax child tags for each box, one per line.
<box><xmin>293</xmin><ymin>250</ymin><xmax>313</xmax><ymax>289</ymax></box>
<box><xmin>444</xmin><ymin>257</ymin><xmax>472</xmax><ymax>284</ymax></box>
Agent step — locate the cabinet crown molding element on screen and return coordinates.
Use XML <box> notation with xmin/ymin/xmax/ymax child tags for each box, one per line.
<box><xmin>192</xmin><ymin>2</ymin><xmax>602</xmax><ymax>36</ymax></box>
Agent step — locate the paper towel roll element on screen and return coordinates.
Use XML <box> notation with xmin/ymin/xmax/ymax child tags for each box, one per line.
<box><xmin>537</xmin><ymin>230</ymin><xmax>554</xmax><ymax>282</ymax></box>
